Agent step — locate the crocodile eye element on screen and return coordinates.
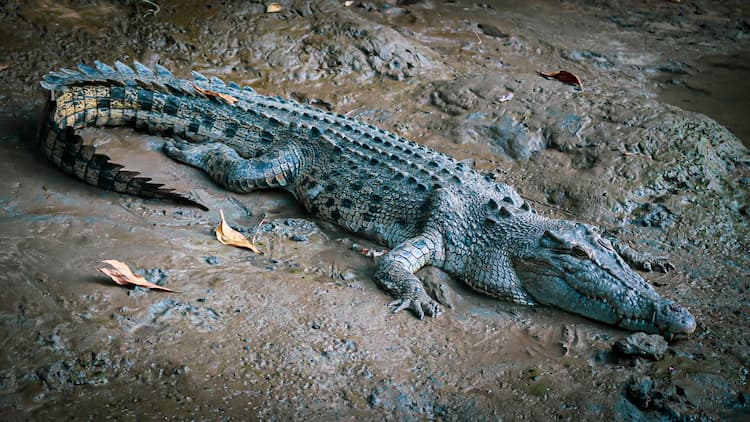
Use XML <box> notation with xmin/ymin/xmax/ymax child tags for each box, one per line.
<box><xmin>571</xmin><ymin>245</ymin><xmax>590</xmax><ymax>258</ymax></box>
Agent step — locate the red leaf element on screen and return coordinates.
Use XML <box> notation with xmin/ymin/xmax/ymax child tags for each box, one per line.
<box><xmin>538</xmin><ymin>70</ymin><xmax>584</xmax><ymax>90</ymax></box>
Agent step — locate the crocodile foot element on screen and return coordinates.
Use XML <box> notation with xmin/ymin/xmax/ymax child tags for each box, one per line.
<box><xmin>163</xmin><ymin>138</ymin><xmax>207</xmax><ymax>166</ymax></box>
<box><xmin>613</xmin><ymin>240</ymin><xmax>675</xmax><ymax>273</ymax></box>
<box><xmin>637</xmin><ymin>256</ymin><xmax>674</xmax><ymax>273</ymax></box>
<box><xmin>388</xmin><ymin>291</ymin><xmax>442</xmax><ymax>320</ymax></box>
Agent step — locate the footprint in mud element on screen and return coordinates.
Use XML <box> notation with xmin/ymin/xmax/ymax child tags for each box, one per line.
<box><xmin>115</xmin><ymin>298</ymin><xmax>223</xmax><ymax>333</ymax></box>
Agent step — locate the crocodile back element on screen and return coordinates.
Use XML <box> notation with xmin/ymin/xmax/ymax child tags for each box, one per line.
<box><xmin>41</xmin><ymin>62</ymin><xmax>519</xmax><ymax>245</ymax></box>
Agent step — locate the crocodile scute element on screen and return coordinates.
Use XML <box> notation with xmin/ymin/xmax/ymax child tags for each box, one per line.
<box><xmin>39</xmin><ymin>61</ymin><xmax>696</xmax><ymax>336</ymax></box>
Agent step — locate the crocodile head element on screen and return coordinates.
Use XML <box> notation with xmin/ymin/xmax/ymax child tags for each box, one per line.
<box><xmin>514</xmin><ymin>222</ymin><xmax>696</xmax><ymax>337</ymax></box>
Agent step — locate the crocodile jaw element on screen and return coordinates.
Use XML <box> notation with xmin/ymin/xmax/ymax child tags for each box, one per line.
<box><xmin>516</xmin><ymin>257</ymin><xmax>696</xmax><ymax>336</ymax></box>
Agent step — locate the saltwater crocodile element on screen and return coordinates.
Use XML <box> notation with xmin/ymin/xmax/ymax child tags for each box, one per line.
<box><xmin>39</xmin><ymin>61</ymin><xmax>696</xmax><ymax>336</ymax></box>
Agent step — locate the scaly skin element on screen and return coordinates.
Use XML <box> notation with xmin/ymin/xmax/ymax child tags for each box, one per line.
<box><xmin>39</xmin><ymin>62</ymin><xmax>696</xmax><ymax>336</ymax></box>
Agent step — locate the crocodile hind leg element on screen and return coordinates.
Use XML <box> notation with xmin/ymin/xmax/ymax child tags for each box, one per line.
<box><xmin>163</xmin><ymin>139</ymin><xmax>302</xmax><ymax>193</ymax></box>
<box><xmin>374</xmin><ymin>230</ymin><xmax>445</xmax><ymax>319</ymax></box>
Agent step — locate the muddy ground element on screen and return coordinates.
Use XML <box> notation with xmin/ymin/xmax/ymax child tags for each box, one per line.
<box><xmin>1</xmin><ymin>0</ymin><xmax>749</xmax><ymax>420</ymax></box>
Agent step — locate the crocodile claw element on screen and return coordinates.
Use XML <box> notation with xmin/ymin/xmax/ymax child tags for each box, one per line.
<box><xmin>163</xmin><ymin>139</ymin><xmax>187</xmax><ymax>159</ymax></box>
<box><xmin>388</xmin><ymin>296</ymin><xmax>442</xmax><ymax>320</ymax></box>
<box><xmin>611</xmin><ymin>240</ymin><xmax>676</xmax><ymax>273</ymax></box>
<box><xmin>641</xmin><ymin>257</ymin><xmax>675</xmax><ymax>273</ymax></box>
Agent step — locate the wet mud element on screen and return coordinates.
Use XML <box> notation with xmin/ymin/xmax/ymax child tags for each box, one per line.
<box><xmin>0</xmin><ymin>0</ymin><xmax>749</xmax><ymax>420</ymax></box>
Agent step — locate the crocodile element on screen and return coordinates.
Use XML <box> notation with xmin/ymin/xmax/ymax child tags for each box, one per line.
<box><xmin>38</xmin><ymin>61</ymin><xmax>696</xmax><ymax>336</ymax></box>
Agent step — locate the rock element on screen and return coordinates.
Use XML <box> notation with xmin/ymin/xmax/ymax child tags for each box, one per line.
<box><xmin>623</xmin><ymin>375</ymin><xmax>699</xmax><ymax>420</ymax></box>
<box><xmin>625</xmin><ymin>376</ymin><xmax>659</xmax><ymax>410</ymax></box>
<box><xmin>561</xmin><ymin>50</ymin><xmax>614</xmax><ymax>69</ymax></box>
<box><xmin>631</xmin><ymin>203</ymin><xmax>676</xmax><ymax>228</ymax></box>
<box><xmin>477</xmin><ymin>23</ymin><xmax>507</xmax><ymax>38</ymax></box>
<box><xmin>613</xmin><ymin>332</ymin><xmax>669</xmax><ymax>360</ymax></box>
<box><xmin>135</xmin><ymin>268</ymin><xmax>169</xmax><ymax>286</ymax></box>
<box><xmin>340</xmin><ymin>270</ymin><xmax>357</xmax><ymax>281</ymax></box>
<box><xmin>290</xmin><ymin>234</ymin><xmax>309</xmax><ymax>242</ymax></box>
<box><xmin>418</xmin><ymin>267</ymin><xmax>454</xmax><ymax>308</ymax></box>
<box><xmin>486</xmin><ymin>115</ymin><xmax>545</xmax><ymax>160</ymax></box>
<box><xmin>204</xmin><ymin>256</ymin><xmax>221</xmax><ymax>265</ymax></box>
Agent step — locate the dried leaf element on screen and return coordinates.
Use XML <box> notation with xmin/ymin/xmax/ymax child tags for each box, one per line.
<box><xmin>193</xmin><ymin>83</ymin><xmax>238</xmax><ymax>105</ymax></box>
<box><xmin>352</xmin><ymin>243</ymin><xmax>387</xmax><ymax>258</ymax></box>
<box><xmin>98</xmin><ymin>260</ymin><xmax>177</xmax><ymax>292</ymax></box>
<box><xmin>266</xmin><ymin>3</ymin><xmax>282</xmax><ymax>13</ymax></box>
<box><xmin>0</xmin><ymin>63</ymin><xmax>10</xmax><ymax>72</ymax></box>
<box><xmin>538</xmin><ymin>70</ymin><xmax>584</xmax><ymax>90</ymax></box>
<box><xmin>344</xmin><ymin>1</ymin><xmax>354</xmax><ymax>6</ymax></box>
<box><xmin>216</xmin><ymin>209</ymin><xmax>263</xmax><ymax>254</ymax></box>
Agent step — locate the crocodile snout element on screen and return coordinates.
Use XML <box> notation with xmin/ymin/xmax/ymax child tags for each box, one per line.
<box><xmin>656</xmin><ymin>301</ymin><xmax>696</xmax><ymax>336</ymax></box>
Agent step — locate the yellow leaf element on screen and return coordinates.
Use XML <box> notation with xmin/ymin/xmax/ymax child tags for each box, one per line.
<box><xmin>193</xmin><ymin>83</ymin><xmax>239</xmax><ymax>105</ymax></box>
<box><xmin>216</xmin><ymin>209</ymin><xmax>263</xmax><ymax>254</ymax></box>
<box><xmin>98</xmin><ymin>260</ymin><xmax>177</xmax><ymax>292</ymax></box>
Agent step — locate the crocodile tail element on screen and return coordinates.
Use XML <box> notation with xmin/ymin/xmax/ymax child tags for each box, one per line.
<box><xmin>40</xmin><ymin>91</ymin><xmax>208</xmax><ymax>211</ymax></box>
<box><xmin>39</xmin><ymin>61</ymin><xmax>214</xmax><ymax>211</ymax></box>
<box><xmin>40</xmin><ymin>60</ymin><xmax>257</xmax><ymax>103</ymax></box>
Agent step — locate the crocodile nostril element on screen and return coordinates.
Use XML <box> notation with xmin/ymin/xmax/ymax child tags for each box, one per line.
<box><xmin>670</xmin><ymin>303</ymin><xmax>696</xmax><ymax>334</ymax></box>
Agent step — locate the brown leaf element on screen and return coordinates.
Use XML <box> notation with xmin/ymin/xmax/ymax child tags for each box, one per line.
<box><xmin>98</xmin><ymin>260</ymin><xmax>177</xmax><ymax>292</ymax></box>
<box><xmin>266</xmin><ymin>3</ymin><xmax>282</xmax><ymax>13</ymax></box>
<box><xmin>216</xmin><ymin>209</ymin><xmax>263</xmax><ymax>254</ymax></box>
<box><xmin>0</xmin><ymin>63</ymin><xmax>11</xmax><ymax>72</ymax></box>
<box><xmin>193</xmin><ymin>83</ymin><xmax>239</xmax><ymax>105</ymax></box>
<box><xmin>538</xmin><ymin>70</ymin><xmax>584</xmax><ymax>90</ymax></box>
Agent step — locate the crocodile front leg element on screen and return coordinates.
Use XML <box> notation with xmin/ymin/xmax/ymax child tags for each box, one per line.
<box><xmin>374</xmin><ymin>230</ymin><xmax>445</xmax><ymax>319</ymax></box>
<box><xmin>610</xmin><ymin>238</ymin><xmax>675</xmax><ymax>273</ymax></box>
<box><xmin>163</xmin><ymin>139</ymin><xmax>302</xmax><ymax>193</ymax></box>
<box><xmin>464</xmin><ymin>250</ymin><xmax>536</xmax><ymax>305</ymax></box>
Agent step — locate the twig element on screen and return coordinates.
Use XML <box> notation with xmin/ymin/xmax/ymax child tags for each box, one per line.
<box><xmin>251</xmin><ymin>213</ymin><xmax>267</xmax><ymax>245</ymax></box>
<box><xmin>140</xmin><ymin>0</ymin><xmax>160</xmax><ymax>17</ymax></box>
